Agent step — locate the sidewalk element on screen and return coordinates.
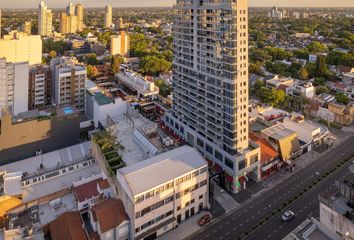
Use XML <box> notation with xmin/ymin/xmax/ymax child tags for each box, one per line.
<box><xmin>211</xmin><ymin>181</ymin><xmax>239</xmax><ymax>213</ymax></box>
<box><xmin>157</xmin><ymin>211</ymin><xmax>209</xmax><ymax>240</ymax></box>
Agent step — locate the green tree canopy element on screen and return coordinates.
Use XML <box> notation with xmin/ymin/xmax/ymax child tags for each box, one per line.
<box><xmin>316</xmin><ymin>86</ymin><xmax>330</xmax><ymax>95</ymax></box>
<box><xmin>110</xmin><ymin>55</ymin><xmax>124</xmax><ymax>75</ymax></box>
<box><xmin>307</xmin><ymin>41</ymin><xmax>327</xmax><ymax>53</ymax></box>
<box><xmin>139</xmin><ymin>55</ymin><xmax>172</xmax><ymax>76</ymax></box>
<box><xmin>335</xmin><ymin>93</ymin><xmax>350</xmax><ymax>105</ymax></box>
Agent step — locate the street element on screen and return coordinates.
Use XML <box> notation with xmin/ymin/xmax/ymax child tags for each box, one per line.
<box><xmin>187</xmin><ymin>135</ymin><xmax>354</xmax><ymax>240</ymax></box>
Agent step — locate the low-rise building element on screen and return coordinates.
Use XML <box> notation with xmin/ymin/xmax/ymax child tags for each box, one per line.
<box><xmin>111</xmin><ymin>31</ymin><xmax>129</xmax><ymax>57</ymax></box>
<box><xmin>116</xmin><ymin>146</ymin><xmax>209</xmax><ymax>240</ymax></box>
<box><xmin>260</xmin><ymin>123</ymin><xmax>300</xmax><ymax>162</ymax></box>
<box><xmin>49</xmin><ymin>211</ymin><xmax>88</xmax><ymax>240</ymax></box>
<box><xmin>117</xmin><ymin>70</ymin><xmax>159</xmax><ymax>100</ymax></box>
<box><xmin>319</xmin><ymin>173</ymin><xmax>354</xmax><ymax>239</ymax></box>
<box><xmin>0</xmin><ymin>106</ymin><xmax>80</xmax><ymax>165</ymax></box>
<box><xmin>286</xmin><ymin>81</ymin><xmax>315</xmax><ymax>99</ymax></box>
<box><xmin>265</xmin><ymin>75</ymin><xmax>294</xmax><ymax>89</ymax></box>
<box><xmin>89</xmin><ymin>198</ymin><xmax>130</xmax><ymax>240</ymax></box>
<box><xmin>328</xmin><ymin>102</ymin><xmax>354</xmax><ymax>126</ymax></box>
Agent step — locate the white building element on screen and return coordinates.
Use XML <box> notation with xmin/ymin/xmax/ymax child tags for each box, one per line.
<box><xmin>0</xmin><ymin>58</ymin><xmax>29</xmax><ymax>116</ymax></box>
<box><xmin>117</xmin><ymin>69</ymin><xmax>159</xmax><ymax>100</ymax></box>
<box><xmin>266</xmin><ymin>75</ymin><xmax>294</xmax><ymax>89</ymax></box>
<box><xmin>51</xmin><ymin>57</ymin><xmax>87</xmax><ymax>112</ymax></box>
<box><xmin>116</xmin><ymin>146</ymin><xmax>209</xmax><ymax>240</ymax></box>
<box><xmin>86</xmin><ymin>80</ymin><xmax>127</xmax><ymax>128</ymax></box>
<box><xmin>268</xmin><ymin>6</ymin><xmax>283</xmax><ymax>19</ymax></box>
<box><xmin>38</xmin><ymin>1</ymin><xmax>53</xmax><ymax>36</ymax></box>
<box><xmin>286</xmin><ymin>81</ymin><xmax>315</xmax><ymax>99</ymax></box>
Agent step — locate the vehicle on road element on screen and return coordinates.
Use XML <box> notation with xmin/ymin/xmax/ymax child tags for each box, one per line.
<box><xmin>281</xmin><ymin>210</ymin><xmax>295</xmax><ymax>222</ymax></box>
<box><xmin>198</xmin><ymin>213</ymin><xmax>212</xmax><ymax>226</ymax></box>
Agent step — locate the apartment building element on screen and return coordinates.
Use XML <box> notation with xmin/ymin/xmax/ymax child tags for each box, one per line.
<box><xmin>0</xmin><ymin>58</ymin><xmax>29</xmax><ymax>116</ymax></box>
<box><xmin>59</xmin><ymin>3</ymin><xmax>84</xmax><ymax>34</ymax></box>
<box><xmin>104</xmin><ymin>5</ymin><xmax>113</xmax><ymax>28</ymax></box>
<box><xmin>0</xmin><ymin>31</ymin><xmax>42</xmax><ymax>65</ymax></box>
<box><xmin>29</xmin><ymin>64</ymin><xmax>51</xmax><ymax>110</ymax></box>
<box><xmin>116</xmin><ymin>146</ymin><xmax>209</xmax><ymax>240</ymax></box>
<box><xmin>164</xmin><ymin>0</ymin><xmax>260</xmax><ymax>193</ymax></box>
<box><xmin>51</xmin><ymin>57</ymin><xmax>87</xmax><ymax>112</ymax></box>
<box><xmin>286</xmin><ymin>81</ymin><xmax>315</xmax><ymax>99</ymax></box>
<box><xmin>111</xmin><ymin>31</ymin><xmax>130</xmax><ymax>57</ymax></box>
<box><xmin>38</xmin><ymin>1</ymin><xmax>53</xmax><ymax>36</ymax></box>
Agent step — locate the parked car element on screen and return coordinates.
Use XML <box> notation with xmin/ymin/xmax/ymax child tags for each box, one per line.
<box><xmin>198</xmin><ymin>213</ymin><xmax>212</xmax><ymax>226</ymax></box>
<box><xmin>281</xmin><ymin>210</ymin><xmax>295</xmax><ymax>222</ymax></box>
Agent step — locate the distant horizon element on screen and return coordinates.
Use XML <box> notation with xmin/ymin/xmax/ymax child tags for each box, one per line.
<box><xmin>1</xmin><ymin>0</ymin><xmax>354</xmax><ymax>9</ymax></box>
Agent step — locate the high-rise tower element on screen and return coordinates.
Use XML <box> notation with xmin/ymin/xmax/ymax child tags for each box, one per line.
<box><xmin>165</xmin><ymin>0</ymin><xmax>260</xmax><ymax>193</ymax></box>
<box><xmin>104</xmin><ymin>5</ymin><xmax>113</xmax><ymax>28</ymax></box>
<box><xmin>38</xmin><ymin>1</ymin><xmax>53</xmax><ymax>36</ymax></box>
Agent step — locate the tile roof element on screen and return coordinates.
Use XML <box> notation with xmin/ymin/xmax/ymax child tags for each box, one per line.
<box><xmin>73</xmin><ymin>178</ymin><xmax>100</xmax><ymax>202</ymax></box>
<box><xmin>250</xmin><ymin>133</ymin><xmax>279</xmax><ymax>163</ymax></box>
<box><xmin>98</xmin><ymin>179</ymin><xmax>110</xmax><ymax>190</ymax></box>
<box><xmin>90</xmin><ymin>198</ymin><xmax>129</xmax><ymax>233</ymax></box>
<box><xmin>50</xmin><ymin>211</ymin><xmax>87</xmax><ymax>240</ymax></box>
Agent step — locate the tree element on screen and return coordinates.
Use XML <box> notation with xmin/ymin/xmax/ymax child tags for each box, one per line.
<box><xmin>297</xmin><ymin>67</ymin><xmax>309</xmax><ymax>80</ymax></box>
<box><xmin>307</xmin><ymin>41</ymin><xmax>327</xmax><ymax>53</ymax></box>
<box><xmin>154</xmin><ymin>79</ymin><xmax>172</xmax><ymax>97</ymax></box>
<box><xmin>314</xmin><ymin>77</ymin><xmax>326</xmax><ymax>86</ymax></box>
<box><xmin>335</xmin><ymin>93</ymin><xmax>350</xmax><ymax>105</ymax></box>
<box><xmin>315</xmin><ymin>55</ymin><xmax>329</xmax><ymax>78</ymax></box>
<box><xmin>92</xmin><ymin>130</ymin><xmax>124</xmax><ymax>153</ymax></box>
<box><xmin>87</xmin><ymin>65</ymin><xmax>98</xmax><ymax>79</ymax></box>
<box><xmin>48</xmin><ymin>50</ymin><xmax>57</xmax><ymax>59</ymax></box>
<box><xmin>259</xmin><ymin>87</ymin><xmax>286</xmax><ymax>107</ymax></box>
<box><xmin>139</xmin><ymin>55</ymin><xmax>172</xmax><ymax>76</ymax></box>
<box><xmin>249</xmin><ymin>61</ymin><xmax>263</xmax><ymax>75</ymax></box>
<box><xmin>316</xmin><ymin>86</ymin><xmax>330</xmax><ymax>95</ymax></box>
<box><xmin>293</xmin><ymin>49</ymin><xmax>310</xmax><ymax>60</ymax></box>
<box><xmin>253</xmin><ymin>79</ymin><xmax>265</xmax><ymax>96</ymax></box>
<box><xmin>85</xmin><ymin>53</ymin><xmax>100</xmax><ymax>65</ymax></box>
<box><xmin>110</xmin><ymin>55</ymin><xmax>123</xmax><ymax>75</ymax></box>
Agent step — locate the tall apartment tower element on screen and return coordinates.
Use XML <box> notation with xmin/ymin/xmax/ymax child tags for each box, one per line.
<box><xmin>0</xmin><ymin>58</ymin><xmax>29</xmax><ymax>116</ymax></box>
<box><xmin>111</xmin><ymin>31</ymin><xmax>129</xmax><ymax>57</ymax></box>
<box><xmin>50</xmin><ymin>57</ymin><xmax>87</xmax><ymax>112</ymax></box>
<box><xmin>75</xmin><ymin>4</ymin><xmax>84</xmax><ymax>32</ymax></box>
<box><xmin>165</xmin><ymin>0</ymin><xmax>260</xmax><ymax>193</ymax></box>
<box><xmin>104</xmin><ymin>5</ymin><xmax>113</xmax><ymax>28</ymax></box>
<box><xmin>66</xmin><ymin>2</ymin><xmax>75</xmax><ymax>15</ymax></box>
<box><xmin>0</xmin><ymin>9</ymin><xmax>2</xmax><ymax>38</ymax></box>
<box><xmin>38</xmin><ymin>1</ymin><xmax>53</xmax><ymax>36</ymax></box>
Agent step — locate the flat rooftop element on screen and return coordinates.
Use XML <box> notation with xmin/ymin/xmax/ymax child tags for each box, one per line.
<box><xmin>261</xmin><ymin>123</ymin><xmax>296</xmax><ymax>140</ymax></box>
<box><xmin>117</xmin><ymin>146</ymin><xmax>207</xmax><ymax>196</ymax></box>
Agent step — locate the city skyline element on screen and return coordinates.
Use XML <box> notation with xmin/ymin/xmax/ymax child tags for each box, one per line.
<box><xmin>1</xmin><ymin>0</ymin><xmax>354</xmax><ymax>8</ymax></box>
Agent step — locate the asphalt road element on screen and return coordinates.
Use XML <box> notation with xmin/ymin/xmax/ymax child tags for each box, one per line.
<box><xmin>187</xmin><ymin>135</ymin><xmax>354</xmax><ymax>240</ymax></box>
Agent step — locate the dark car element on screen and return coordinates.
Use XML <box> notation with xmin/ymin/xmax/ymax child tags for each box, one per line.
<box><xmin>198</xmin><ymin>213</ymin><xmax>212</xmax><ymax>226</ymax></box>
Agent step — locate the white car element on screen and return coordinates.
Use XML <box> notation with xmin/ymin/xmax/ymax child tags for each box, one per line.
<box><xmin>281</xmin><ymin>210</ymin><xmax>295</xmax><ymax>222</ymax></box>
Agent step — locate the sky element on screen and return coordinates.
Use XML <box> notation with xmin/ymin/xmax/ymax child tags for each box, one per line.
<box><xmin>1</xmin><ymin>0</ymin><xmax>354</xmax><ymax>8</ymax></box>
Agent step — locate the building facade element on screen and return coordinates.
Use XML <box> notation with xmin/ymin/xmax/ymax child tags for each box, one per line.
<box><xmin>116</xmin><ymin>146</ymin><xmax>209</xmax><ymax>240</ymax></box>
<box><xmin>111</xmin><ymin>31</ymin><xmax>130</xmax><ymax>57</ymax></box>
<box><xmin>29</xmin><ymin>64</ymin><xmax>51</xmax><ymax>110</ymax></box>
<box><xmin>0</xmin><ymin>58</ymin><xmax>29</xmax><ymax>116</ymax></box>
<box><xmin>22</xmin><ymin>21</ymin><xmax>32</xmax><ymax>35</ymax></box>
<box><xmin>104</xmin><ymin>5</ymin><xmax>113</xmax><ymax>28</ymax></box>
<box><xmin>38</xmin><ymin>1</ymin><xmax>53</xmax><ymax>36</ymax></box>
<box><xmin>0</xmin><ymin>31</ymin><xmax>42</xmax><ymax>65</ymax></box>
<box><xmin>59</xmin><ymin>3</ymin><xmax>84</xmax><ymax>34</ymax></box>
<box><xmin>164</xmin><ymin>0</ymin><xmax>260</xmax><ymax>193</ymax></box>
<box><xmin>51</xmin><ymin>57</ymin><xmax>87</xmax><ymax>112</ymax></box>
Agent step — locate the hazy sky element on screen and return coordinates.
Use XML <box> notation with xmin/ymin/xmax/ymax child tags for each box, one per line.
<box><xmin>1</xmin><ymin>0</ymin><xmax>354</xmax><ymax>8</ymax></box>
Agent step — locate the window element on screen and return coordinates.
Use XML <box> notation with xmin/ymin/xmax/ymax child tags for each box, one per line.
<box><xmin>165</xmin><ymin>210</ymin><xmax>173</xmax><ymax>217</ymax></box>
<box><xmin>145</xmin><ymin>190</ymin><xmax>154</xmax><ymax>199</ymax></box>
<box><xmin>215</xmin><ymin>150</ymin><xmax>223</xmax><ymax>161</ymax></box>
<box><xmin>199</xmin><ymin>166</ymin><xmax>208</xmax><ymax>174</ymax></box>
<box><xmin>165</xmin><ymin>181</ymin><xmax>174</xmax><ymax>190</ymax></box>
<box><xmin>135</xmin><ymin>212</ymin><xmax>141</xmax><ymax>219</ymax></box>
<box><xmin>191</xmin><ymin>184</ymin><xmax>198</xmax><ymax>191</ymax></box>
<box><xmin>155</xmin><ymin>186</ymin><xmax>164</xmax><ymax>195</ymax></box>
<box><xmin>185</xmin><ymin>201</ymin><xmax>190</xmax><ymax>207</ymax></box>
<box><xmin>225</xmin><ymin>157</ymin><xmax>234</xmax><ymax>170</ymax></box>
<box><xmin>239</xmin><ymin>160</ymin><xmax>246</xmax><ymax>170</ymax></box>
<box><xmin>165</xmin><ymin>196</ymin><xmax>174</xmax><ymax>204</ymax></box>
<box><xmin>250</xmin><ymin>155</ymin><xmax>258</xmax><ymax>164</ymax></box>
<box><xmin>176</xmin><ymin>192</ymin><xmax>182</xmax><ymax>199</ymax></box>
<box><xmin>205</xmin><ymin>144</ymin><xmax>213</xmax><ymax>154</ymax></box>
<box><xmin>197</xmin><ymin>138</ymin><xmax>204</xmax><ymax>148</ymax></box>
<box><xmin>177</xmin><ymin>206</ymin><xmax>181</xmax><ymax>211</ymax></box>
<box><xmin>135</xmin><ymin>195</ymin><xmax>144</xmax><ymax>204</ymax></box>
<box><xmin>135</xmin><ymin>227</ymin><xmax>140</xmax><ymax>233</ymax></box>
<box><xmin>192</xmin><ymin>170</ymin><xmax>199</xmax><ymax>178</ymax></box>
<box><xmin>199</xmin><ymin>180</ymin><xmax>207</xmax><ymax>187</ymax></box>
<box><xmin>199</xmin><ymin>195</ymin><xmax>203</xmax><ymax>200</ymax></box>
<box><xmin>191</xmin><ymin>199</ymin><xmax>195</xmax><ymax>204</ymax></box>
